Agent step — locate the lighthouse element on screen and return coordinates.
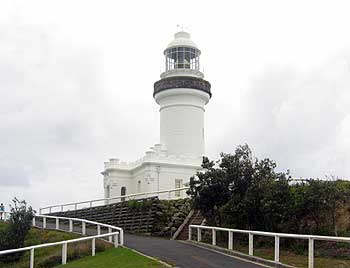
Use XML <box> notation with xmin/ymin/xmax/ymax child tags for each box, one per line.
<box><xmin>102</xmin><ymin>31</ymin><xmax>211</xmax><ymax>199</ymax></box>
<box><xmin>154</xmin><ymin>31</ymin><xmax>211</xmax><ymax>157</ymax></box>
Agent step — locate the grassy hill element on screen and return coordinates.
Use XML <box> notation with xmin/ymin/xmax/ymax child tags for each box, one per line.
<box><xmin>0</xmin><ymin>223</ymin><xmax>164</xmax><ymax>268</ymax></box>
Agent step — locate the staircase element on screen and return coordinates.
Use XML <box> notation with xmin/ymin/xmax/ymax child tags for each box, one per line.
<box><xmin>173</xmin><ymin>210</ymin><xmax>204</xmax><ymax>240</ymax></box>
<box><xmin>49</xmin><ymin>197</ymin><xmax>159</xmax><ymax>233</ymax></box>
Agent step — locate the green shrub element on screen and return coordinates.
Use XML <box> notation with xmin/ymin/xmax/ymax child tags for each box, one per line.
<box><xmin>0</xmin><ymin>198</ymin><xmax>35</xmax><ymax>262</ymax></box>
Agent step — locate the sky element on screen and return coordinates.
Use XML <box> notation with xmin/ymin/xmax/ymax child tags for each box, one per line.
<box><xmin>0</xmin><ymin>0</ymin><xmax>350</xmax><ymax>210</ymax></box>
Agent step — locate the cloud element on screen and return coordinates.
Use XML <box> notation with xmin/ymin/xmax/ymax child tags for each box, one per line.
<box><xmin>220</xmin><ymin>53</ymin><xmax>350</xmax><ymax>179</ymax></box>
<box><xmin>0</xmin><ymin>16</ymin><xmax>158</xmax><ymax>209</ymax></box>
<box><xmin>1</xmin><ymin>1</ymin><xmax>350</xmax><ymax>211</ymax></box>
<box><xmin>0</xmin><ymin>20</ymin><xmax>110</xmax><ymax>206</ymax></box>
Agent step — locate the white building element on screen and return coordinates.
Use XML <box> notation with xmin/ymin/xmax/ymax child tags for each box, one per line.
<box><xmin>102</xmin><ymin>31</ymin><xmax>212</xmax><ymax>199</ymax></box>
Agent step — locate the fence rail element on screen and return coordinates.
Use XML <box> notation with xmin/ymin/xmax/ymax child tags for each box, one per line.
<box><xmin>39</xmin><ymin>187</ymin><xmax>190</xmax><ymax>214</ymax></box>
<box><xmin>0</xmin><ymin>215</ymin><xmax>124</xmax><ymax>268</ymax></box>
<box><xmin>0</xmin><ymin>211</ymin><xmax>11</xmax><ymax>221</ymax></box>
<box><xmin>189</xmin><ymin>224</ymin><xmax>350</xmax><ymax>268</ymax></box>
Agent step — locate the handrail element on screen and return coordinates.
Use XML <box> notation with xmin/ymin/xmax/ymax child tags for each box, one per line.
<box><xmin>0</xmin><ymin>231</ymin><xmax>119</xmax><ymax>255</ymax></box>
<box><xmin>0</xmin><ymin>211</ymin><xmax>11</xmax><ymax>221</ymax></box>
<box><xmin>189</xmin><ymin>224</ymin><xmax>350</xmax><ymax>268</ymax></box>
<box><xmin>0</xmin><ymin>214</ymin><xmax>124</xmax><ymax>268</ymax></box>
<box><xmin>40</xmin><ymin>187</ymin><xmax>190</xmax><ymax>214</ymax></box>
<box><xmin>34</xmin><ymin>215</ymin><xmax>124</xmax><ymax>245</ymax></box>
<box><xmin>172</xmin><ymin>209</ymin><xmax>194</xmax><ymax>240</ymax></box>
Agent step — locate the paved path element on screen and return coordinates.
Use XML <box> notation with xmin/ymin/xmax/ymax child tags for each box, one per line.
<box><xmin>125</xmin><ymin>234</ymin><xmax>265</xmax><ymax>268</ymax></box>
<box><xmin>42</xmin><ymin>220</ymin><xmax>265</xmax><ymax>268</ymax></box>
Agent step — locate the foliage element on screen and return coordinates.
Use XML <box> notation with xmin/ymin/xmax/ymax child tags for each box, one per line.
<box><xmin>152</xmin><ymin>198</ymin><xmax>191</xmax><ymax>236</ymax></box>
<box><xmin>127</xmin><ymin>199</ymin><xmax>153</xmax><ymax>210</ymax></box>
<box><xmin>188</xmin><ymin>144</ymin><xmax>350</xmax><ymax>236</ymax></box>
<box><xmin>0</xmin><ymin>198</ymin><xmax>35</xmax><ymax>261</ymax></box>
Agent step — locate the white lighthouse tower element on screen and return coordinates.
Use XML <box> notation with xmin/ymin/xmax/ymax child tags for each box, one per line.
<box><xmin>102</xmin><ymin>31</ymin><xmax>211</xmax><ymax>199</ymax></box>
<box><xmin>154</xmin><ymin>31</ymin><xmax>211</xmax><ymax>158</ymax></box>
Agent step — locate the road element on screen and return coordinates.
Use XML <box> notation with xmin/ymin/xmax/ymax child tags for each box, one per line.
<box><xmin>42</xmin><ymin>219</ymin><xmax>267</xmax><ymax>268</ymax></box>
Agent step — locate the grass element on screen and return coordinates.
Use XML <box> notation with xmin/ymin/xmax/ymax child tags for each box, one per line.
<box><xmin>0</xmin><ymin>222</ymin><xmax>7</xmax><ymax>231</ymax></box>
<box><xmin>54</xmin><ymin>247</ymin><xmax>165</xmax><ymax>268</ymax></box>
<box><xmin>242</xmin><ymin>246</ymin><xmax>350</xmax><ymax>268</ymax></box>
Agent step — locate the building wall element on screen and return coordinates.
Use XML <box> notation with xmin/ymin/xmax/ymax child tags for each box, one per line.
<box><xmin>103</xmin><ymin>161</ymin><xmax>201</xmax><ymax>200</ymax></box>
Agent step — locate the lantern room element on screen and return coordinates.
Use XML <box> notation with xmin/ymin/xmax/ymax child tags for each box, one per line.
<box><xmin>161</xmin><ymin>31</ymin><xmax>204</xmax><ymax>79</ymax></box>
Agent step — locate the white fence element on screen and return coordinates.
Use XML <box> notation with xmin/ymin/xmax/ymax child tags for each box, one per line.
<box><xmin>0</xmin><ymin>211</ymin><xmax>11</xmax><ymax>221</ymax></box>
<box><xmin>0</xmin><ymin>215</ymin><xmax>124</xmax><ymax>268</ymax></box>
<box><xmin>189</xmin><ymin>225</ymin><xmax>350</xmax><ymax>268</ymax></box>
<box><xmin>39</xmin><ymin>187</ymin><xmax>190</xmax><ymax>214</ymax></box>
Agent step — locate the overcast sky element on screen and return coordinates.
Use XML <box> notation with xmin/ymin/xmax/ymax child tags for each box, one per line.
<box><xmin>0</xmin><ymin>0</ymin><xmax>349</xmax><ymax>210</ymax></box>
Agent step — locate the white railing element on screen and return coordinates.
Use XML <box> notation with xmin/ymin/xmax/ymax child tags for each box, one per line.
<box><xmin>0</xmin><ymin>215</ymin><xmax>123</xmax><ymax>268</ymax></box>
<box><xmin>34</xmin><ymin>215</ymin><xmax>124</xmax><ymax>245</ymax></box>
<box><xmin>189</xmin><ymin>225</ymin><xmax>350</xmax><ymax>268</ymax></box>
<box><xmin>39</xmin><ymin>187</ymin><xmax>189</xmax><ymax>214</ymax></box>
<box><xmin>0</xmin><ymin>211</ymin><xmax>11</xmax><ymax>221</ymax></box>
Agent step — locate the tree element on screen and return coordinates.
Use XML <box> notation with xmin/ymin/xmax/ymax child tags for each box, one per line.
<box><xmin>188</xmin><ymin>144</ymin><xmax>292</xmax><ymax>230</ymax></box>
<box><xmin>187</xmin><ymin>156</ymin><xmax>231</xmax><ymax>225</ymax></box>
<box><xmin>0</xmin><ymin>198</ymin><xmax>35</xmax><ymax>261</ymax></box>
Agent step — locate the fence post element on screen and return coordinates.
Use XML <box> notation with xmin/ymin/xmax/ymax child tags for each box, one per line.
<box><xmin>114</xmin><ymin>233</ymin><xmax>119</xmax><ymax>248</ymax></box>
<box><xmin>69</xmin><ymin>220</ymin><xmax>73</xmax><ymax>232</ymax></box>
<box><xmin>62</xmin><ymin>243</ymin><xmax>67</xmax><ymax>265</ymax></box>
<box><xmin>30</xmin><ymin>248</ymin><xmax>34</xmax><ymax>268</ymax></box>
<box><xmin>120</xmin><ymin>229</ymin><xmax>124</xmax><ymax>245</ymax></box>
<box><xmin>212</xmin><ymin>229</ymin><xmax>216</xmax><ymax>246</ymax></box>
<box><xmin>75</xmin><ymin>204</ymin><xmax>78</xmax><ymax>210</ymax></box>
<box><xmin>32</xmin><ymin>217</ymin><xmax>36</xmax><ymax>227</ymax></box>
<box><xmin>188</xmin><ymin>226</ymin><xmax>192</xmax><ymax>241</ymax></box>
<box><xmin>228</xmin><ymin>231</ymin><xmax>233</xmax><ymax>250</ymax></box>
<box><xmin>92</xmin><ymin>238</ymin><xmax>96</xmax><ymax>256</ymax></box>
<box><xmin>82</xmin><ymin>222</ymin><xmax>86</xmax><ymax>235</ymax></box>
<box><xmin>197</xmin><ymin>227</ymin><xmax>201</xmax><ymax>242</ymax></box>
<box><xmin>109</xmin><ymin>227</ymin><xmax>112</xmax><ymax>242</ymax></box>
<box><xmin>248</xmin><ymin>232</ymin><xmax>254</xmax><ymax>256</ymax></box>
<box><xmin>168</xmin><ymin>191</ymin><xmax>171</xmax><ymax>200</ymax></box>
<box><xmin>43</xmin><ymin>217</ymin><xmax>46</xmax><ymax>229</ymax></box>
<box><xmin>90</xmin><ymin>201</ymin><xmax>93</xmax><ymax>208</ymax></box>
<box><xmin>308</xmin><ymin>237</ymin><xmax>314</xmax><ymax>268</ymax></box>
<box><xmin>97</xmin><ymin>225</ymin><xmax>101</xmax><ymax>235</ymax></box>
<box><xmin>61</xmin><ymin>205</ymin><xmax>64</xmax><ymax>212</ymax></box>
<box><xmin>49</xmin><ymin>207</ymin><xmax>52</xmax><ymax>214</ymax></box>
<box><xmin>274</xmin><ymin>235</ymin><xmax>280</xmax><ymax>263</ymax></box>
<box><xmin>56</xmin><ymin>218</ymin><xmax>59</xmax><ymax>230</ymax></box>
<box><xmin>39</xmin><ymin>208</ymin><xmax>42</xmax><ymax>215</ymax></box>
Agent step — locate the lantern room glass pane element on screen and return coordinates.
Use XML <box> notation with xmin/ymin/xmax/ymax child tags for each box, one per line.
<box><xmin>165</xmin><ymin>47</ymin><xmax>200</xmax><ymax>71</ymax></box>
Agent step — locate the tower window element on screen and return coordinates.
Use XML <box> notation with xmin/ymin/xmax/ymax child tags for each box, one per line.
<box><xmin>175</xmin><ymin>179</ymin><xmax>183</xmax><ymax>197</ymax></box>
<box><xmin>121</xmin><ymin>186</ymin><xmax>126</xmax><ymax>201</ymax></box>
<box><xmin>106</xmin><ymin>185</ymin><xmax>110</xmax><ymax>198</ymax></box>
<box><xmin>137</xmin><ymin>181</ymin><xmax>141</xmax><ymax>193</ymax></box>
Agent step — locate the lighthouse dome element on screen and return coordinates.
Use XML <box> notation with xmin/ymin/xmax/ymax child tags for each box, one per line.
<box><xmin>166</xmin><ymin>31</ymin><xmax>199</xmax><ymax>50</ymax></box>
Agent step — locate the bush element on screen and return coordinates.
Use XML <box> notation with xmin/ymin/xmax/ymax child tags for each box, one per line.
<box><xmin>188</xmin><ymin>144</ymin><xmax>350</xmax><ymax>237</ymax></box>
<box><xmin>0</xmin><ymin>198</ymin><xmax>35</xmax><ymax>262</ymax></box>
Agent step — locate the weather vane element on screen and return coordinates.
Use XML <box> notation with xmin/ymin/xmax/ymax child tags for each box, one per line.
<box><xmin>176</xmin><ymin>24</ymin><xmax>187</xmax><ymax>32</ymax></box>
